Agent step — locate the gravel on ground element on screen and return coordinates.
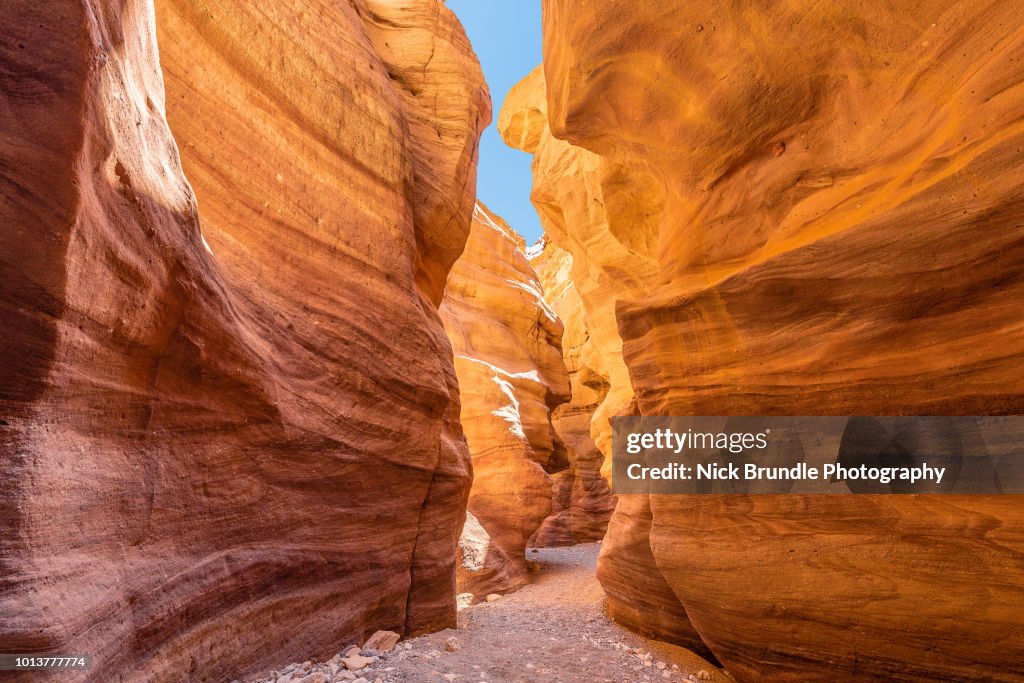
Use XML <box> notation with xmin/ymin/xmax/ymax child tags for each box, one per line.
<box><xmin>255</xmin><ymin>543</ymin><xmax>735</xmax><ymax>683</ymax></box>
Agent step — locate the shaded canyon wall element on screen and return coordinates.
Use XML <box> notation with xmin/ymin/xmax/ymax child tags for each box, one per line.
<box><xmin>441</xmin><ymin>203</ymin><xmax>570</xmax><ymax>598</ymax></box>
<box><xmin>503</xmin><ymin>1</ymin><xmax>1024</xmax><ymax>681</ymax></box>
<box><xmin>0</xmin><ymin>1</ymin><xmax>488</xmax><ymax>681</ymax></box>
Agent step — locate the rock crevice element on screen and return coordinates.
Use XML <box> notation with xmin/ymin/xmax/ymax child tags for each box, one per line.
<box><xmin>441</xmin><ymin>202</ymin><xmax>570</xmax><ymax>599</ymax></box>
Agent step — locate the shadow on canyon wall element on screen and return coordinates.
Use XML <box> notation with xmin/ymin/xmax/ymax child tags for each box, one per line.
<box><xmin>2</xmin><ymin>1</ymin><xmax>1023</xmax><ymax>682</ymax></box>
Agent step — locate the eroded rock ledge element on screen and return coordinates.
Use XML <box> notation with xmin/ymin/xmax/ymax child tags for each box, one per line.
<box><xmin>530</xmin><ymin>239</ymin><xmax>616</xmax><ymax>548</ymax></box>
<box><xmin>0</xmin><ymin>1</ymin><xmax>488</xmax><ymax>680</ymax></box>
<box><xmin>441</xmin><ymin>203</ymin><xmax>570</xmax><ymax>599</ymax></box>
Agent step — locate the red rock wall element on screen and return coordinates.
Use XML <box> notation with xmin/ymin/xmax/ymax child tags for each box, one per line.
<box><xmin>0</xmin><ymin>1</ymin><xmax>488</xmax><ymax>680</ymax></box>
<box><xmin>441</xmin><ymin>203</ymin><xmax>570</xmax><ymax>598</ymax></box>
<box><xmin>530</xmin><ymin>239</ymin><xmax>616</xmax><ymax>547</ymax></box>
<box><xmin>504</xmin><ymin>1</ymin><xmax>1024</xmax><ymax>680</ymax></box>
<box><xmin>500</xmin><ymin>65</ymin><xmax>698</xmax><ymax>652</ymax></box>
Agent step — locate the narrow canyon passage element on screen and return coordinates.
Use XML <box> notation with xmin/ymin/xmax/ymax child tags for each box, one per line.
<box><xmin>254</xmin><ymin>545</ymin><xmax>729</xmax><ymax>683</ymax></box>
<box><xmin>3</xmin><ymin>1</ymin><xmax>1023</xmax><ymax>682</ymax></box>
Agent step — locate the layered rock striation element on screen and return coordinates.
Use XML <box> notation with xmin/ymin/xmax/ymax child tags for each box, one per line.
<box><xmin>441</xmin><ymin>203</ymin><xmax>570</xmax><ymax>598</ymax></box>
<box><xmin>500</xmin><ymin>65</ymin><xmax>701</xmax><ymax>653</ymax></box>
<box><xmin>504</xmin><ymin>2</ymin><xmax>1024</xmax><ymax>680</ymax></box>
<box><xmin>0</xmin><ymin>1</ymin><xmax>488</xmax><ymax>681</ymax></box>
<box><xmin>530</xmin><ymin>239</ymin><xmax>615</xmax><ymax>547</ymax></box>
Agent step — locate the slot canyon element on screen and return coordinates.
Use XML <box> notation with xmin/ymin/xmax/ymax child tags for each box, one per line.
<box><xmin>1</xmin><ymin>1</ymin><xmax>1022</xmax><ymax>682</ymax></box>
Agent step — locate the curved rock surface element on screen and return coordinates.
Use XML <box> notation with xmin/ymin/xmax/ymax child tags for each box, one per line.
<box><xmin>500</xmin><ymin>64</ymin><xmax>659</xmax><ymax>479</ymax></box>
<box><xmin>530</xmin><ymin>239</ymin><xmax>616</xmax><ymax>547</ymax></box>
<box><xmin>0</xmin><ymin>1</ymin><xmax>488</xmax><ymax>681</ymax></box>
<box><xmin>501</xmin><ymin>65</ymin><xmax>698</xmax><ymax>652</ymax></box>
<box><xmin>505</xmin><ymin>2</ymin><xmax>1024</xmax><ymax>680</ymax></box>
<box><xmin>441</xmin><ymin>203</ymin><xmax>570</xmax><ymax>598</ymax></box>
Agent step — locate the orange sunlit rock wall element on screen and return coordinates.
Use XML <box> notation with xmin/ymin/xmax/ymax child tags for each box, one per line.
<box><xmin>530</xmin><ymin>240</ymin><xmax>616</xmax><ymax>547</ymax></box>
<box><xmin>505</xmin><ymin>1</ymin><xmax>1024</xmax><ymax>680</ymax></box>
<box><xmin>441</xmin><ymin>203</ymin><xmax>570</xmax><ymax>598</ymax></box>
<box><xmin>500</xmin><ymin>66</ymin><xmax>706</xmax><ymax>654</ymax></box>
<box><xmin>0</xmin><ymin>1</ymin><xmax>488</xmax><ymax>680</ymax></box>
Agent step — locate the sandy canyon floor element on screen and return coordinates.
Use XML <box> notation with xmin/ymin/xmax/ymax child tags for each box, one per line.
<box><xmin>256</xmin><ymin>544</ymin><xmax>734</xmax><ymax>683</ymax></box>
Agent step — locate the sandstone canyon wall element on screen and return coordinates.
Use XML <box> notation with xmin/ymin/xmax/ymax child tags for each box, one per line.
<box><xmin>529</xmin><ymin>239</ymin><xmax>615</xmax><ymax>547</ymax></box>
<box><xmin>500</xmin><ymin>65</ymin><xmax>707</xmax><ymax>656</ymax></box>
<box><xmin>0</xmin><ymin>1</ymin><xmax>488</xmax><ymax>681</ymax></box>
<box><xmin>441</xmin><ymin>203</ymin><xmax>570</xmax><ymax>598</ymax></box>
<box><xmin>503</xmin><ymin>1</ymin><xmax>1024</xmax><ymax>680</ymax></box>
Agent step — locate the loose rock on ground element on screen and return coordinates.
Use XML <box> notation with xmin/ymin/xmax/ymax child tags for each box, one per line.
<box><xmin>255</xmin><ymin>544</ymin><xmax>735</xmax><ymax>683</ymax></box>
